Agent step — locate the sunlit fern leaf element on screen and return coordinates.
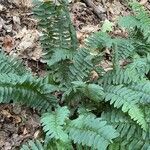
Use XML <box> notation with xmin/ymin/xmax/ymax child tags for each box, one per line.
<box><xmin>102</xmin><ymin>109</ymin><xmax>150</xmax><ymax>150</ymax></box>
<box><xmin>0</xmin><ymin>52</ymin><xmax>28</xmax><ymax>75</ymax></box>
<box><xmin>20</xmin><ymin>140</ymin><xmax>44</xmax><ymax>150</ymax></box>
<box><xmin>41</xmin><ymin>106</ymin><xmax>70</xmax><ymax>142</ymax></box>
<box><xmin>68</xmin><ymin>114</ymin><xmax>119</xmax><ymax>150</ymax></box>
<box><xmin>104</xmin><ymin>84</ymin><xmax>147</xmax><ymax>130</ymax></box>
<box><xmin>0</xmin><ymin>73</ymin><xmax>58</xmax><ymax>111</ymax></box>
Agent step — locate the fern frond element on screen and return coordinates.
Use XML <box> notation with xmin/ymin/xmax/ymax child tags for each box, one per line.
<box><xmin>21</xmin><ymin>140</ymin><xmax>44</xmax><ymax>150</ymax></box>
<box><xmin>68</xmin><ymin>48</ymin><xmax>94</xmax><ymax>82</ymax></box>
<box><xmin>41</xmin><ymin>106</ymin><xmax>70</xmax><ymax>142</ymax></box>
<box><xmin>72</xmin><ymin>81</ymin><xmax>104</xmax><ymax>102</ymax></box>
<box><xmin>0</xmin><ymin>52</ymin><xmax>27</xmax><ymax>75</ymax></box>
<box><xmin>102</xmin><ymin>109</ymin><xmax>150</xmax><ymax>150</ymax></box>
<box><xmin>118</xmin><ymin>1</ymin><xmax>150</xmax><ymax>42</ymax></box>
<box><xmin>0</xmin><ymin>73</ymin><xmax>58</xmax><ymax>111</ymax></box>
<box><xmin>100</xmin><ymin>55</ymin><xmax>149</xmax><ymax>86</ymax></box>
<box><xmin>54</xmin><ymin>48</ymin><xmax>94</xmax><ymax>85</ymax></box>
<box><xmin>104</xmin><ymin>84</ymin><xmax>147</xmax><ymax>130</ymax></box>
<box><xmin>68</xmin><ymin>114</ymin><xmax>119</xmax><ymax>150</ymax></box>
<box><xmin>85</xmin><ymin>32</ymin><xmax>112</xmax><ymax>50</ymax></box>
<box><xmin>85</xmin><ymin>32</ymin><xmax>135</xmax><ymax>60</ymax></box>
<box><xmin>128</xmin><ymin>81</ymin><xmax>150</xmax><ymax>104</ymax></box>
<box><xmin>34</xmin><ymin>1</ymin><xmax>78</xmax><ymax>65</ymax></box>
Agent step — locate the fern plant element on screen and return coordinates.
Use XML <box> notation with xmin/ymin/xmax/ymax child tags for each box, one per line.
<box><xmin>0</xmin><ymin>0</ymin><xmax>149</xmax><ymax>149</ymax></box>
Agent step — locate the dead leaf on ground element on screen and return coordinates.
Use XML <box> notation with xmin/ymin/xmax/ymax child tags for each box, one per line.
<box><xmin>1</xmin><ymin>110</ymin><xmax>12</xmax><ymax>118</ymax></box>
<box><xmin>140</xmin><ymin>0</ymin><xmax>148</xmax><ymax>5</ymax></box>
<box><xmin>3</xmin><ymin>35</ymin><xmax>15</xmax><ymax>53</ymax></box>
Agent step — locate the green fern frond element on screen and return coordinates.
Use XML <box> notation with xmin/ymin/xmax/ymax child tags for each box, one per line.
<box><xmin>68</xmin><ymin>48</ymin><xmax>94</xmax><ymax>82</ymax></box>
<box><xmin>41</xmin><ymin>106</ymin><xmax>70</xmax><ymax>142</ymax></box>
<box><xmin>72</xmin><ymin>81</ymin><xmax>104</xmax><ymax>102</ymax></box>
<box><xmin>100</xmin><ymin>55</ymin><xmax>149</xmax><ymax>86</ymax></box>
<box><xmin>102</xmin><ymin>109</ymin><xmax>150</xmax><ymax>150</ymax></box>
<box><xmin>85</xmin><ymin>32</ymin><xmax>135</xmax><ymax>60</ymax></box>
<box><xmin>104</xmin><ymin>84</ymin><xmax>147</xmax><ymax>130</ymax></box>
<box><xmin>68</xmin><ymin>114</ymin><xmax>119</xmax><ymax>150</ymax></box>
<box><xmin>0</xmin><ymin>73</ymin><xmax>58</xmax><ymax>111</ymax></box>
<box><xmin>118</xmin><ymin>1</ymin><xmax>150</xmax><ymax>42</ymax></box>
<box><xmin>85</xmin><ymin>32</ymin><xmax>112</xmax><ymax>50</ymax></box>
<box><xmin>21</xmin><ymin>140</ymin><xmax>44</xmax><ymax>150</ymax></box>
<box><xmin>0</xmin><ymin>52</ymin><xmax>27</xmax><ymax>75</ymax></box>
<box><xmin>34</xmin><ymin>0</ymin><xmax>78</xmax><ymax>65</ymax></box>
<box><xmin>128</xmin><ymin>81</ymin><xmax>150</xmax><ymax>104</ymax></box>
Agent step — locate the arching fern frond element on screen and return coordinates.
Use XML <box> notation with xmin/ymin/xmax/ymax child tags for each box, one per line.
<box><xmin>68</xmin><ymin>48</ymin><xmax>94</xmax><ymax>82</ymax></box>
<box><xmin>118</xmin><ymin>1</ymin><xmax>150</xmax><ymax>42</ymax></box>
<box><xmin>41</xmin><ymin>106</ymin><xmax>70</xmax><ymax>142</ymax></box>
<box><xmin>68</xmin><ymin>114</ymin><xmax>119</xmax><ymax>150</ymax></box>
<box><xmin>102</xmin><ymin>109</ymin><xmax>150</xmax><ymax>150</ymax></box>
<box><xmin>21</xmin><ymin>140</ymin><xmax>44</xmax><ymax>150</ymax></box>
<box><xmin>85</xmin><ymin>32</ymin><xmax>135</xmax><ymax>60</ymax></box>
<box><xmin>100</xmin><ymin>55</ymin><xmax>149</xmax><ymax>86</ymax></box>
<box><xmin>104</xmin><ymin>84</ymin><xmax>147</xmax><ymax>130</ymax></box>
<box><xmin>34</xmin><ymin>0</ymin><xmax>78</xmax><ymax>65</ymax></box>
<box><xmin>72</xmin><ymin>81</ymin><xmax>104</xmax><ymax>102</ymax></box>
<box><xmin>0</xmin><ymin>73</ymin><xmax>58</xmax><ymax>111</ymax></box>
<box><xmin>0</xmin><ymin>52</ymin><xmax>28</xmax><ymax>75</ymax></box>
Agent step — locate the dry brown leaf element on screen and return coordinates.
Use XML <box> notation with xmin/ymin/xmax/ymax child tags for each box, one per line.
<box><xmin>80</xmin><ymin>25</ymin><xmax>99</xmax><ymax>33</ymax></box>
<box><xmin>23</xmin><ymin>127</ymin><xmax>28</xmax><ymax>135</ymax></box>
<box><xmin>140</xmin><ymin>0</ymin><xmax>148</xmax><ymax>5</ymax></box>
<box><xmin>1</xmin><ymin>110</ymin><xmax>12</xmax><ymax>118</ymax></box>
<box><xmin>3</xmin><ymin>35</ymin><xmax>15</xmax><ymax>53</ymax></box>
<box><xmin>34</xmin><ymin>130</ymin><xmax>41</xmax><ymax>139</ymax></box>
<box><xmin>14</xmin><ymin>116</ymin><xmax>22</xmax><ymax>124</ymax></box>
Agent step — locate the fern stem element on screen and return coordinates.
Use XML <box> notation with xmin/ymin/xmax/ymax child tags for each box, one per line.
<box><xmin>112</xmin><ymin>43</ymin><xmax>120</xmax><ymax>71</ymax></box>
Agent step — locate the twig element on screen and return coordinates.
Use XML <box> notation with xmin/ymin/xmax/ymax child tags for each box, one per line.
<box><xmin>82</xmin><ymin>0</ymin><xmax>106</xmax><ymax>20</ymax></box>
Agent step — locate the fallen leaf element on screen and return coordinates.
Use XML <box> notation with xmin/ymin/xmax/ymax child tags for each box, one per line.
<box><xmin>3</xmin><ymin>35</ymin><xmax>15</xmax><ymax>53</ymax></box>
<box><xmin>80</xmin><ymin>25</ymin><xmax>99</xmax><ymax>33</ymax></box>
<box><xmin>17</xmin><ymin>29</ymin><xmax>39</xmax><ymax>50</ymax></box>
<box><xmin>13</xmin><ymin>16</ymin><xmax>21</xmax><ymax>25</ymax></box>
<box><xmin>23</xmin><ymin>127</ymin><xmax>28</xmax><ymax>135</ymax></box>
<box><xmin>34</xmin><ymin>130</ymin><xmax>41</xmax><ymax>139</ymax></box>
<box><xmin>1</xmin><ymin>110</ymin><xmax>12</xmax><ymax>118</ymax></box>
<box><xmin>14</xmin><ymin>116</ymin><xmax>22</xmax><ymax>124</ymax></box>
<box><xmin>140</xmin><ymin>0</ymin><xmax>148</xmax><ymax>5</ymax></box>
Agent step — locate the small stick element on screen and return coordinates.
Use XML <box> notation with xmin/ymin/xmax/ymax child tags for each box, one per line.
<box><xmin>82</xmin><ymin>0</ymin><xmax>106</xmax><ymax>20</ymax></box>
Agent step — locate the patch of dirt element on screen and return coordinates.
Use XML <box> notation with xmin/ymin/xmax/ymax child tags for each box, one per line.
<box><xmin>0</xmin><ymin>104</ymin><xmax>41</xmax><ymax>150</ymax></box>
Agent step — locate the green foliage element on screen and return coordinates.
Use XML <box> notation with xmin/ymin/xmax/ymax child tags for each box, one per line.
<box><xmin>21</xmin><ymin>140</ymin><xmax>44</xmax><ymax>150</ymax></box>
<box><xmin>0</xmin><ymin>51</ymin><xmax>28</xmax><ymax>75</ymax></box>
<box><xmin>41</xmin><ymin>106</ymin><xmax>70</xmax><ymax>142</ymax></box>
<box><xmin>0</xmin><ymin>73</ymin><xmax>58</xmax><ymax>111</ymax></box>
<box><xmin>119</xmin><ymin>1</ymin><xmax>150</xmax><ymax>42</ymax></box>
<box><xmin>102</xmin><ymin>108</ymin><xmax>150</xmax><ymax>150</ymax></box>
<box><xmin>0</xmin><ymin>0</ymin><xmax>149</xmax><ymax>150</ymax></box>
<box><xmin>68</xmin><ymin>114</ymin><xmax>119</xmax><ymax>150</ymax></box>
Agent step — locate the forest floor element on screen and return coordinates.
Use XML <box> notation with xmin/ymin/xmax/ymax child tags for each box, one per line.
<box><xmin>0</xmin><ymin>0</ymin><xmax>150</xmax><ymax>149</ymax></box>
